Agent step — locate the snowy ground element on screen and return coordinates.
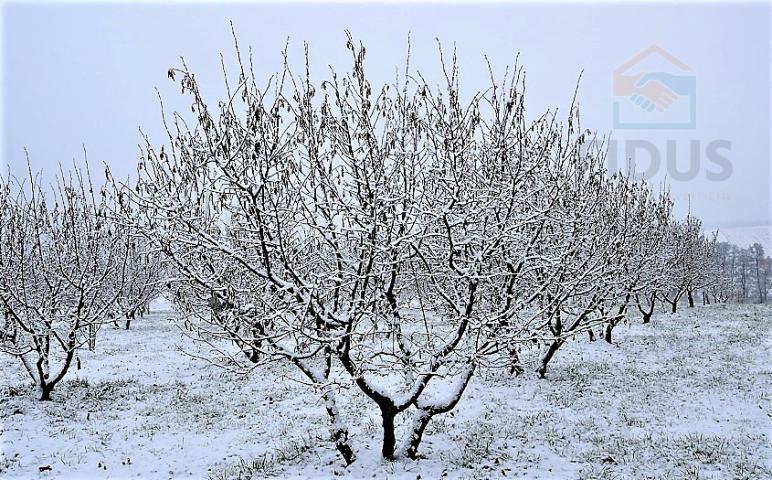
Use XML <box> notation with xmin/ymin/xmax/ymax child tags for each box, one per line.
<box><xmin>1</xmin><ymin>303</ymin><xmax>770</xmax><ymax>479</ymax></box>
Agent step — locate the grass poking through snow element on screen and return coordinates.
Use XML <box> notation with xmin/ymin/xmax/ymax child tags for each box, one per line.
<box><xmin>1</xmin><ymin>303</ymin><xmax>770</xmax><ymax>479</ymax></box>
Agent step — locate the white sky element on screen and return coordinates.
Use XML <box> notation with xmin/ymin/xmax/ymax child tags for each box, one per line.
<box><xmin>2</xmin><ymin>1</ymin><xmax>770</xmax><ymax>248</ymax></box>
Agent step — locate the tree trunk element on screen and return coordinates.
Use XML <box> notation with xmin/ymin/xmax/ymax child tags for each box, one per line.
<box><xmin>321</xmin><ymin>388</ymin><xmax>356</xmax><ymax>465</ymax></box>
<box><xmin>636</xmin><ymin>293</ymin><xmax>656</xmax><ymax>325</ymax></box>
<box><xmin>36</xmin><ymin>345</ymin><xmax>75</xmax><ymax>402</ymax></box>
<box><xmin>381</xmin><ymin>406</ymin><xmax>397</xmax><ymax>459</ymax></box>
<box><xmin>404</xmin><ymin>411</ymin><xmax>432</xmax><ymax>460</ymax></box>
<box><xmin>508</xmin><ymin>347</ymin><xmax>524</xmax><ymax>375</ymax></box>
<box><xmin>88</xmin><ymin>324</ymin><xmax>97</xmax><ymax>351</ymax></box>
<box><xmin>293</xmin><ymin>352</ymin><xmax>356</xmax><ymax>465</ymax></box>
<box><xmin>671</xmin><ymin>300</ymin><xmax>677</xmax><ymax>314</ymax></box>
<box><xmin>537</xmin><ymin>339</ymin><xmax>563</xmax><ymax>379</ymax></box>
<box><xmin>603</xmin><ymin>303</ymin><xmax>627</xmax><ymax>344</ymax></box>
<box><xmin>587</xmin><ymin>329</ymin><xmax>596</xmax><ymax>342</ymax></box>
<box><xmin>400</xmin><ymin>363</ymin><xmax>475</xmax><ymax>460</ymax></box>
<box><xmin>125</xmin><ymin>310</ymin><xmax>135</xmax><ymax>330</ymax></box>
<box><xmin>687</xmin><ymin>290</ymin><xmax>695</xmax><ymax>308</ymax></box>
<box><xmin>39</xmin><ymin>382</ymin><xmax>54</xmax><ymax>401</ymax></box>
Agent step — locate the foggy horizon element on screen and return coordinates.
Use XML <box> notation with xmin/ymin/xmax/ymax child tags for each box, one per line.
<box><xmin>3</xmin><ymin>2</ymin><xmax>770</xmax><ymax>244</ymax></box>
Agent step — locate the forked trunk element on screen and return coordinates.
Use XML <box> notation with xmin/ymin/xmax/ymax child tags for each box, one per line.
<box><xmin>125</xmin><ymin>310</ymin><xmax>135</xmax><ymax>330</ymax></box>
<box><xmin>537</xmin><ymin>339</ymin><xmax>563</xmax><ymax>378</ymax></box>
<box><xmin>636</xmin><ymin>293</ymin><xmax>656</xmax><ymax>324</ymax></box>
<box><xmin>39</xmin><ymin>383</ymin><xmax>54</xmax><ymax>401</ymax></box>
<box><xmin>604</xmin><ymin>302</ymin><xmax>627</xmax><ymax>344</ymax></box>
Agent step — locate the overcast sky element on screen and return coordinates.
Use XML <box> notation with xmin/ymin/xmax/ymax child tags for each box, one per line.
<box><xmin>2</xmin><ymin>2</ymin><xmax>770</xmax><ymax>246</ymax></box>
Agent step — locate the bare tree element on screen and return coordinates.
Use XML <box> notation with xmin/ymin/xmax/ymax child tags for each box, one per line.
<box><xmin>658</xmin><ymin>216</ymin><xmax>693</xmax><ymax>313</ymax></box>
<box><xmin>115</xmin><ymin>238</ymin><xmax>164</xmax><ymax>329</ymax></box>
<box><xmin>750</xmin><ymin>243</ymin><xmax>769</xmax><ymax>303</ymax></box>
<box><xmin>519</xmin><ymin>131</ymin><xmax>641</xmax><ymax>374</ymax></box>
<box><xmin>713</xmin><ymin>241</ymin><xmax>771</xmax><ymax>304</ymax></box>
<box><xmin>0</xmin><ymin>164</ymin><xmax>128</xmax><ymax>400</ymax></box>
<box><xmin>710</xmin><ymin>241</ymin><xmax>736</xmax><ymax>304</ymax></box>
<box><xmin>632</xmin><ymin>192</ymin><xmax>673</xmax><ymax>324</ymax></box>
<box><xmin>114</xmin><ymin>33</ymin><xmax>732</xmax><ymax>463</ymax></box>
<box><xmin>601</xmin><ymin>181</ymin><xmax>672</xmax><ymax>341</ymax></box>
<box><xmin>116</xmin><ymin>33</ymin><xmax>593</xmax><ymax>462</ymax></box>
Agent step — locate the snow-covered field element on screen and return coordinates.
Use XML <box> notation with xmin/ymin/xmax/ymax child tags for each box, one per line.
<box><xmin>1</xmin><ymin>303</ymin><xmax>770</xmax><ymax>480</ymax></box>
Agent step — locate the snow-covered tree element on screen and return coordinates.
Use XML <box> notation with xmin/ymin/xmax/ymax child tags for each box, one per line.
<box><xmin>114</xmin><ymin>237</ymin><xmax>164</xmax><ymax>329</ymax></box>
<box><xmin>0</xmin><ymin>166</ymin><xmax>128</xmax><ymax>400</ymax></box>
<box><xmin>117</xmin><ymin>35</ymin><xmax>598</xmax><ymax>462</ymax></box>
<box><xmin>630</xmin><ymin>191</ymin><xmax>674</xmax><ymax>324</ymax></box>
<box><xmin>115</xmin><ymin>34</ymin><xmax>738</xmax><ymax>463</ymax></box>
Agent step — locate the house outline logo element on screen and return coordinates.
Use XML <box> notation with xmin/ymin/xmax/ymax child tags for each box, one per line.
<box><xmin>613</xmin><ymin>45</ymin><xmax>696</xmax><ymax>129</ymax></box>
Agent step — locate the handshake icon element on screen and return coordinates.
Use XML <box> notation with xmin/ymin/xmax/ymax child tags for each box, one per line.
<box><xmin>613</xmin><ymin>45</ymin><xmax>696</xmax><ymax>129</ymax></box>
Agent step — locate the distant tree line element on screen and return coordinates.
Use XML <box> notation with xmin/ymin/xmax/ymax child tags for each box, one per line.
<box><xmin>716</xmin><ymin>241</ymin><xmax>770</xmax><ymax>304</ymax></box>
